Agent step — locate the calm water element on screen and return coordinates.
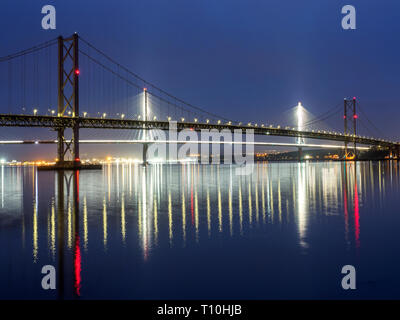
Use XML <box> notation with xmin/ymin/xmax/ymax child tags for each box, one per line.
<box><xmin>1</xmin><ymin>161</ymin><xmax>400</xmax><ymax>299</ymax></box>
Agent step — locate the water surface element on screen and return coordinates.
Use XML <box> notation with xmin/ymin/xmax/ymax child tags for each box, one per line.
<box><xmin>1</xmin><ymin>161</ymin><xmax>400</xmax><ymax>299</ymax></box>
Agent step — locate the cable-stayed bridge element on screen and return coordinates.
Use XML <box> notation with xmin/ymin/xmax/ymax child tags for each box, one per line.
<box><xmin>0</xmin><ymin>33</ymin><xmax>398</xmax><ymax>168</ymax></box>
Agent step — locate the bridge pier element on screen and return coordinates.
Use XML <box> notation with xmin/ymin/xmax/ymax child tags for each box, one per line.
<box><xmin>142</xmin><ymin>143</ymin><xmax>149</xmax><ymax>166</ymax></box>
<box><xmin>298</xmin><ymin>147</ymin><xmax>302</xmax><ymax>162</ymax></box>
<box><xmin>390</xmin><ymin>146</ymin><xmax>400</xmax><ymax>160</ymax></box>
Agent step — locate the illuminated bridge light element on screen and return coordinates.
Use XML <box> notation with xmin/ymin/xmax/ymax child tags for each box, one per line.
<box><xmin>167</xmin><ymin>116</ymin><xmax>171</xmax><ymax>121</ymax></box>
<box><xmin>121</xmin><ymin>114</ymin><xmax>125</xmax><ymax>119</ymax></box>
<box><xmin>153</xmin><ymin>116</ymin><xmax>157</xmax><ymax>120</ymax></box>
<box><xmin>206</xmin><ymin>119</ymin><xmax>210</xmax><ymax>124</ymax></box>
<box><xmin>194</xmin><ymin>118</ymin><xmax>198</xmax><ymax>123</ymax></box>
<box><xmin>217</xmin><ymin>120</ymin><xmax>221</xmax><ymax>124</ymax></box>
<box><xmin>33</xmin><ymin>109</ymin><xmax>38</xmax><ymax>115</ymax></box>
<box><xmin>75</xmin><ymin>69</ymin><xmax>80</xmax><ymax>75</ymax></box>
<box><xmin>138</xmin><ymin>115</ymin><xmax>141</xmax><ymax>119</ymax></box>
<box><xmin>181</xmin><ymin>117</ymin><xmax>185</xmax><ymax>122</ymax></box>
<box><xmin>51</xmin><ymin>110</ymin><xmax>55</xmax><ymax>115</ymax></box>
<box><xmin>83</xmin><ymin>112</ymin><xmax>87</xmax><ymax>117</ymax></box>
<box><xmin>102</xmin><ymin>113</ymin><xmax>106</xmax><ymax>118</ymax></box>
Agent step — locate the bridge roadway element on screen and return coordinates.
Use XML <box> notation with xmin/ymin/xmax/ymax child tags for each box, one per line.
<box><xmin>0</xmin><ymin>139</ymin><xmax>370</xmax><ymax>150</ymax></box>
<box><xmin>0</xmin><ymin>114</ymin><xmax>397</xmax><ymax>148</ymax></box>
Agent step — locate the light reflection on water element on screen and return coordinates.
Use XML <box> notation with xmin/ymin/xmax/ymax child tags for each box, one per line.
<box><xmin>1</xmin><ymin>161</ymin><xmax>400</xmax><ymax>299</ymax></box>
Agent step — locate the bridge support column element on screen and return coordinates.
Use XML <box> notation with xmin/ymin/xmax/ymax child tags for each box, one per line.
<box><xmin>344</xmin><ymin>97</ymin><xmax>357</xmax><ymax>161</ymax></box>
<box><xmin>143</xmin><ymin>143</ymin><xmax>149</xmax><ymax>166</ymax></box>
<box><xmin>298</xmin><ymin>147</ymin><xmax>302</xmax><ymax>162</ymax></box>
<box><xmin>72</xmin><ymin>33</ymin><xmax>80</xmax><ymax>165</ymax></box>
<box><xmin>57</xmin><ymin>36</ymin><xmax>65</xmax><ymax>165</ymax></box>
<box><xmin>54</xmin><ymin>34</ymin><xmax>82</xmax><ymax>169</ymax></box>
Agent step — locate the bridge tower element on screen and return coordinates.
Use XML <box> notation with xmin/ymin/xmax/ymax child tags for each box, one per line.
<box><xmin>142</xmin><ymin>87</ymin><xmax>149</xmax><ymax>165</ymax></box>
<box><xmin>56</xmin><ymin>33</ymin><xmax>80</xmax><ymax>168</ymax></box>
<box><xmin>296</xmin><ymin>102</ymin><xmax>305</xmax><ymax>161</ymax></box>
<box><xmin>343</xmin><ymin>97</ymin><xmax>357</xmax><ymax>160</ymax></box>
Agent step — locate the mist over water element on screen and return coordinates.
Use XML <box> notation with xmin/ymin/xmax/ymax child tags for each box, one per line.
<box><xmin>1</xmin><ymin>161</ymin><xmax>400</xmax><ymax>299</ymax></box>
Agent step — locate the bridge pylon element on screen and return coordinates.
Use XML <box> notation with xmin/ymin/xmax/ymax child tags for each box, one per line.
<box><xmin>343</xmin><ymin>97</ymin><xmax>357</xmax><ymax>160</ymax></box>
<box><xmin>142</xmin><ymin>88</ymin><xmax>149</xmax><ymax>165</ymax></box>
<box><xmin>56</xmin><ymin>34</ymin><xmax>80</xmax><ymax>168</ymax></box>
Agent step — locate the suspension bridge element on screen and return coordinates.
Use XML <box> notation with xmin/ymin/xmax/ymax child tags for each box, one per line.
<box><xmin>0</xmin><ymin>33</ymin><xmax>398</xmax><ymax>168</ymax></box>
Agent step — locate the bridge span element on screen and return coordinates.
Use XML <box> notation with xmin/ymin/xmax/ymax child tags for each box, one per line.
<box><xmin>0</xmin><ymin>114</ymin><xmax>397</xmax><ymax>149</ymax></box>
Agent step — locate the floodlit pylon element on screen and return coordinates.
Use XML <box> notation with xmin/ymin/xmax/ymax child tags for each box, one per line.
<box><xmin>142</xmin><ymin>87</ymin><xmax>149</xmax><ymax>165</ymax></box>
<box><xmin>56</xmin><ymin>33</ymin><xmax>80</xmax><ymax>166</ymax></box>
<box><xmin>343</xmin><ymin>97</ymin><xmax>357</xmax><ymax>160</ymax></box>
<box><xmin>296</xmin><ymin>102</ymin><xmax>305</xmax><ymax>145</ymax></box>
<box><xmin>296</xmin><ymin>102</ymin><xmax>305</xmax><ymax>161</ymax></box>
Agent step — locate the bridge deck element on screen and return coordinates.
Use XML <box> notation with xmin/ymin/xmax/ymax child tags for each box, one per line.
<box><xmin>0</xmin><ymin>114</ymin><xmax>397</xmax><ymax>148</ymax></box>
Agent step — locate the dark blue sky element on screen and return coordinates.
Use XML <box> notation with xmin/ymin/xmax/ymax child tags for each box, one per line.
<box><xmin>1</xmin><ymin>0</ymin><xmax>400</xmax><ymax>159</ymax></box>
